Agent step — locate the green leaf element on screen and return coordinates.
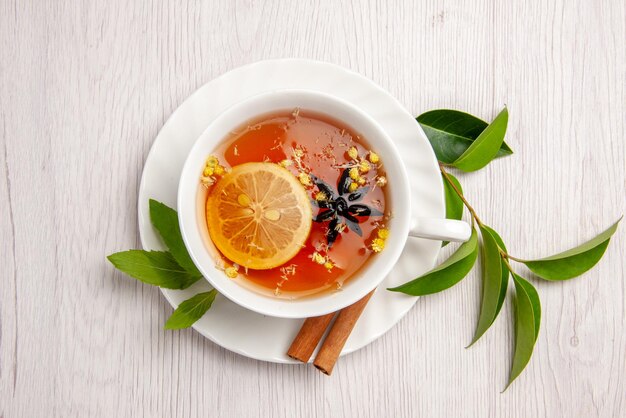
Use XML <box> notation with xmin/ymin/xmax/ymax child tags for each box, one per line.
<box><xmin>417</xmin><ymin>109</ymin><xmax>512</xmax><ymax>164</ymax></box>
<box><xmin>482</xmin><ymin>226</ymin><xmax>509</xmax><ymax>319</ymax></box>
<box><xmin>522</xmin><ymin>218</ymin><xmax>621</xmax><ymax>280</ymax></box>
<box><xmin>164</xmin><ymin>290</ymin><xmax>218</xmax><ymax>329</ymax></box>
<box><xmin>442</xmin><ymin>173</ymin><xmax>465</xmax><ymax>247</ymax></box>
<box><xmin>452</xmin><ymin>107</ymin><xmax>509</xmax><ymax>172</ymax></box>
<box><xmin>149</xmin><ymin>199</ymin><xmax>201</xmax><ymax>276</ymax></box>
<box><xmin>469</xmin><ymin>225</ymin><xmax>505</xmax><ymax>346</ymax></box>
<box><xmin>516</xmin><ymin>275</ymin><xmax>541</xmax><ymax>339</ymax></box>
<box><xmin>388</xmin><ymin>228</ymin><xmax>478</xmax><ymax>295</ymax></box>
<box><xmin>107</xmin><ymin>250</ymin><xmax>202</xmax><ymax>289</ymax></box>
<box><xmin>443</xmin><ymin>173</ymin><xmax>464</xmax><ymax>221</ymax></box>
<box><xmin>505</xmin><ymin>273</ymin><xmax>541</xmax><ymax>390</ymax></box>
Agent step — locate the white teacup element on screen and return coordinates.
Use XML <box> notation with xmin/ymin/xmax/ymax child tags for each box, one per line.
<box><xmin>178</xmin><ymin>90</ymin><xmax>470</xmax><ymax>318</ymax></box>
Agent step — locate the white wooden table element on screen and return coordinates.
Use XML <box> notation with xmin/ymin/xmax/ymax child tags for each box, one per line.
<box><xmin>1</xmin><ymin>1</ymin><xmax>624</xmax><ymax>416</ymax></box>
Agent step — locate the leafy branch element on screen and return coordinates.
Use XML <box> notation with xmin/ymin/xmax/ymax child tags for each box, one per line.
<box><xmin>107</xmin><ymin>200</ymin><xmax>216</xmax><ymax>329</ymax></box>
<box><xmin>390</xmin><ymin>107</ymin><xmax>621</xmax><ymax>390</ymax></box>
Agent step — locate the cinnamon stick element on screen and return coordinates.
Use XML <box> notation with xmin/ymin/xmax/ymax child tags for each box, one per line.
<box><xmin>287</xmin><ymin>312</ymin><xmax>335</xmax><ymax>362</ymax></box>
<box><xmin>313</xmin><ymin>290</ymin><xmax>375</xmax><ymax>375</ymax></box>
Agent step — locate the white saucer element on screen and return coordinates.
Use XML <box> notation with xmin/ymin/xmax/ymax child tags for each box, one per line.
<box><xmin>138</xmin><ymin>59</ymin><xmax>444</xmax><ymax>363</ymax></box>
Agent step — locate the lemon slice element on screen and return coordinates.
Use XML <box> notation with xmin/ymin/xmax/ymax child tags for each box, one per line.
<box><xmin>206</xmin><ymin>162</ymin><xmax>312</xmax><ymax>270</ymax></box>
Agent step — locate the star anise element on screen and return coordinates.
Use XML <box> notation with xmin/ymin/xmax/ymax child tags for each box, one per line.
<box><xmin>311</xmin><ymin>168</ymin><xmax>383</xmax><ymax>247</ymax></box>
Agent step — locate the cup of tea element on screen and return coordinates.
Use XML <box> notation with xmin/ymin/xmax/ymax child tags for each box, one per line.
<box><xmin>178</xmin><ymin>89</ymin><xmax>470</xmax><ymax>318</ymax></box>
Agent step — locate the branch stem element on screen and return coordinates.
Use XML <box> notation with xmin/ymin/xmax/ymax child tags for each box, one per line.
<box><xmin>439</xmin><ymin>162</ymin><xmax>526</xmax><ymax>263</ymax></box>
<box><xmin>439</xmin><ymin>163</ymin><xmax>485</xmax><ymax>227</ymax></box>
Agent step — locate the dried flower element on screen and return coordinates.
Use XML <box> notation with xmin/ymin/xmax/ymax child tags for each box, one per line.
<box><xmin>371</xmin><ymin>238</ymin><xmax>386</xmax><ymax>252</ymax></box>
<box><xmin>368</xmin><ymin>152</ymin><xmax>380</xmax><ymax>164</ymax></box>
<box><xmin>377</xmin><ymin>228</ymin><xmax>390</xmax><ymax>239</ymax></box>
<box><xmin>348</xmin><ymin>182</ymin><xmax>359</xmax><ymax>192</ymax></box>
<box><xmin>324</xmin><ymin>261</ymin><xmax>334</xmax><ymax>270</ymax></box>
<box><xmin>315</xmin><ymin>191</ymin><xmax>328</xmax><ymax>201</ymax></box>
<box><xmin>225</xmin><ymin>267</ymin><xmax>238</xmax><ymax>278</ymax></box>
<box><xmin>280</xmin><ymin>264</ymin><xmax>297</xmax><ymax>277</ymax></box>
<box><xmin>357</xmin><ymin>177</ymin><xmax>367</xmax><ymax>186</ymax></box>
<box><xmin>206</xmin><ymin>156</ymin><xmax>219</xmax><ymax>167</ymax></box>
<box><xmin>201</xmin><ymin>155</ymin><xmax>227</xmax><ymax>183</ymax></box>
<box><xmin>349</xmin><ymin>167</ymin><xmax>360</xmax><ymax>180</ymax></box>
<box><xmin>347</xmin><ymin>146</ymin><xmax>358</xmax><ymax>160</ymax></box>
<box><xmin>358</xmin><ymin>160</ymin><xmax>371</xmax><ymax>173</ymax></box>
<box><xmin>312</xmin><ymin>252</ymin><xmax>326</xmax><ymax>265</ymax></box>
<box><xmin>376</xmin><ymin>176</ymin><xmax>387</xmax><ymax>187</ymax></box>
<box><xmin>298</xmin><ymin>172</ymin><xmax>312</xmax><ymax>186</ymax></box>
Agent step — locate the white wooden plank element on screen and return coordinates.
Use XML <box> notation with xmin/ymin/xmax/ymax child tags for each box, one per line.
<box><xmin>0</xmin><ymin>0</ymin><xmax>624</xmax><ymax>416</ymax></box>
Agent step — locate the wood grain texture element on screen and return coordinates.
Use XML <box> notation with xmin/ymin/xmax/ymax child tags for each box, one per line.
<box><xmin>1</xmin><ymin>0</ymin><xmax>624</xmax><ymax>416</ymax></box>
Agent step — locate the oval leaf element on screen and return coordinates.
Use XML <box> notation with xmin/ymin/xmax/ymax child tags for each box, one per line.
<box><xmin>453</xmin><ymin>107</ymin><xmax>509</xmax><ymax>172</ymax></box>
<box><xmin>469</xmin><ymin>225</ymin><xmax>505</xmax><ymax>346</ymax></box>
<box><xmin>482</xmin><ymin>226</ymin><xmax>510</xmax><ymax>318</ymax></box>
<box><xmin>505</xmin><ymin>274</ymin><xmax>541</xmax><ymax>390</ymax></box>
<box><xmin>523</xmin><ymin>218</ymin><xmax>621</xmax><ymax>280</ymax></box>
<box><xmin>516</xmin><ymin>275</ymin><xmax>541</xmax><ymax>339</ymax></box>
<box><xmin>107</xmin><ymin>250</ymin><xmax>202</xmax><ymax>289</ymax></box>
<box><xmin>442</xmin><ymin>173</ymin><xmax>464</xmax><ymax>247</ymax></box>
<box><xmin>388</xmin><ymin>228</ymin><xmax>478</xmax><ymax>295</ymax></box>
<box><xmin>417</xmin><ymin>109</ymin><xmax>513</xmax><ymax>163</ymax></box>
<box><xmin>149</xmin><ymin>199</ymin><xmax>201</xmax><ymax>275</ymax></box>
<box><xmin>443</xmin><ymin>173</ymin><xmax>464</xmax><ymax>221</ymax></box>
<box><xmin>164</xmin><ymin>290</ymin><xmax>218</xmax><ymax>329</ymax></box>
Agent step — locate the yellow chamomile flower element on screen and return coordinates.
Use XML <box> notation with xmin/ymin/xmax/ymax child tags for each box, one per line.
<box><xmin>324</xmin><ymin>261</ymin><xmax>334</xmax><ymax>270</ymax></box>
<box><xmin>312</xmin><ymin>252</ymin><xmax>326</xmax><ymax>265</ymax></box>
<box><xmin>348</xmin><ymin>182</ymin><xmax>359</xmax><ymax>192</ymax></box>
<box><xmin>377</xmin><ymin>228</ymin><xmax>390</xmax><ymax>239</ymax></box>
<box><xmin>357</xmin><ymin>177</ymin><xmax>366</xmax><ymax>186</ymax></box>
<box><xmin>206</xmin><ymin>156</ymin><xmax>219</xmax><ymax>167</ymax></box>
<box><xmin>358</xmin><ymin>160</ymin><xmax>371</xmax><ymax>174</ymax></box>
<box><xmin>349</xmin><ymin>167</ymin><xmax>360</xmax><ymax>180</ymax></box>
<box><xmin>315</xmin><ymin>191</ymin><xmax>327</xmax><ymax>201</ymax></box>
<box><xmin>347</xmin><ymin>146</ymin><xmax>359</xmax><ymax>160</ymax></box>
<box><xmin>225</xmin><ymin>266</ymin><xmax>238</xmax><ymax>278</ymax></box>
<box><xmin>376</xmin><ymin>175</ymin><xmax>387</xmax><ymax>187</ymax></box>
<box><xmin>213</xmin><ymin>165</ymin><xmax>225</xmax><ymax>175</ymax></box>
<box><xmin>368</xmin><ymin>151</ymin><xmax>380</xmax><ymax>164</ymax></box>
<box><xmin>298</xmin><ymin>172</ymin><xmax>312</xmax><ymax>186</ymax></box>
<box><xmin>371</xmin><ymin>238</ymin><xmax>386</xmax><ymax>253</ymax></box>
<box><xmin>201</xmin><ymin>155</ymin><xmax>226</xmax><ymax>180</ymax></box>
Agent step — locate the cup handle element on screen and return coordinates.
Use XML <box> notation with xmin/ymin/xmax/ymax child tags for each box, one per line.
<box><xmin>409</xmin><ymin>217</ymin><xmax>472</xmax><ymax>242</ymax></box>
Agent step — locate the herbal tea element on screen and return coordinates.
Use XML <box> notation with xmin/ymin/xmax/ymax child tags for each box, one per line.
<box><xmin>200</xmin><ymin>110</ymin><xmax>390</xmax><ymax>298</ymax></box>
